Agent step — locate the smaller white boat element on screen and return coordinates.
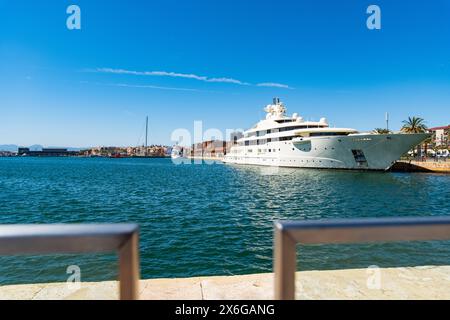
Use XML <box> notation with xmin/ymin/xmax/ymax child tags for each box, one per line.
<box><xmin>171</xmin><ymin>146</ymin><xmax>183</xmax><ymax>159</ymax></box>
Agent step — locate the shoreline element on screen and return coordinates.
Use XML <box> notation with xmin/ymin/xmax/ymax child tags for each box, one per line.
<box><xmin>1</xmin><ymin>266</ymin><xmax>450</xmax><ymax>300</ymax></box>
<box><xmin>0</xmin><ymin>155</ymin><xmax>171</xmax><ymax>159</ymax></box>
<box><xmin>391</xmin><ymin>160</ymin><xmax>450</xmax><ymax>173</ymax></box>
<box><xmin>2</xmin><ymin>156</ymin><xmax>450</xmax><ymax>173</ymax></box>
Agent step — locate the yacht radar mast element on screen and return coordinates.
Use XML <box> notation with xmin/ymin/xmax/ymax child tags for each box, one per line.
<box><xmin>264</xmin><ymin>97</ymin><xmax>287</xmax><ymax>120</ymax></box>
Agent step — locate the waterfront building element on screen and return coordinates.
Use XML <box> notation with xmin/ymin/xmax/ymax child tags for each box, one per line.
<box><xmin>17</xmin><ymin>148</ymin><xmax>78</xmax><ymax>157</ymax></box>
<box><xmin>429</xmin><ymin>125</ymin><xmax>450</xmax><ymax>147</ymax></box>
<box><xmin>229</xmin><ymin>131</ymin><xmax>244</xmax><ymax>145</ymax></box>
<box><xmin>82</xmin><ymin>145</ymin><xmax>169</xmax><ymax>158</ymax></box>
<box><xmin>190</xmin><ymin>140</ymin><xmax>228</xmax><ymax>158</ymax></box>
<box><xmin>0</xmin><ymin>151</ymin><xmax>16</xmax><ymax>157</ymax></box>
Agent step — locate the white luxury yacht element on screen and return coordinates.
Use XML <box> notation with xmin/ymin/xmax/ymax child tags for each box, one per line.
<box><xmin>223</xmin><ymin>98</ymin><xmax>429</xmax><ymax>170</ymax></box>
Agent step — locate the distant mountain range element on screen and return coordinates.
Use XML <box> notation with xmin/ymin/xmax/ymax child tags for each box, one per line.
<box><xmin>0</xmin><ymin>144</ymin><xmax>84</xmax><ymax>152</ymax></box>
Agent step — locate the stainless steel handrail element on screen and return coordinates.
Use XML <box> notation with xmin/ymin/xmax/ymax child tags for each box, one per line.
<box><xmin>0</xmin><ymin>223</ymin><xmax>140</xmax><ymax>300</ymax></box>
<box><xmin>274</xmin><ymin>216</ymin><xmax>450</xmax><ymax>300</ymax></box>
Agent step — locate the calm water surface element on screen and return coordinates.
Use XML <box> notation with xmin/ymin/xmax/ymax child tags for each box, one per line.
<box><xmin>0</xmin><ymin>157</ymin><xmax>449</xmax><ymax>285</ymax></box>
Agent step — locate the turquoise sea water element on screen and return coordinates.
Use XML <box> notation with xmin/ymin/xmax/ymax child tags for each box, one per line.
<box><xmin>0</xmin><ymin>157</ymin><xmax>449</xmax><ymax>285</ymax></box>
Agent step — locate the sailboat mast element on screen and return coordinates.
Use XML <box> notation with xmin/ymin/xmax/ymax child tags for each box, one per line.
<box><xmin>145</xmin><ymin>116</ymin><xmax>148</xmax><ymax>148</ymax></box>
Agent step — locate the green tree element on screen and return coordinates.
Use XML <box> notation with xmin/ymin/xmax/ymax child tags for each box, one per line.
<box><xmin>401</xmin><ymin>117</ymin><xmax>427</xmax><ymax>133</ymax></box>
<box><xmin>373</xmin><ymin>128</ymin><xmax>391</xmax><ymax>134</ymax></box>
<box><xmin>401</xmin><ymin>117</ymin><xmax>428</xmax><ymax>158</ymax></box>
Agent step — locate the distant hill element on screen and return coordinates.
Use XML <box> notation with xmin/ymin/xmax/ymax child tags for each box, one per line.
<box><xmin>0</xmin><ymin>144</ymin><xmax>18</xmax><ymax>152</ymax></box>
<box><xmin>28</xmin><ymin>144</ymin><xmax>44</xmax><ymax>151</ymax></box>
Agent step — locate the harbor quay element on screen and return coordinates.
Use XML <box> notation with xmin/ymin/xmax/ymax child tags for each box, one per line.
<box><xmin>391</xmin><ymin>159</ymin><xmax>450</xmax><ymax>173</ymax></box>
<box><xmin>1</xmin><ymin>266</ymin><xmax>450</xmax><ymax>300</ymax></box>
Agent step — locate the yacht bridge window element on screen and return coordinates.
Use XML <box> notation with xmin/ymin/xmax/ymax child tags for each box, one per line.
<box><xmin>279</xmin><ymin>136</ymin><xmax>297</xmax><ymax>141</ymax></box>
<box><xmin>274</xmin><ymin>119</ymin><xmax>295</xmax><ymax>123</ymax></box>
<box><xmin>278</xmin><ymin>125</ymin><xmax>327</xmax><ymax>132</ymax></box>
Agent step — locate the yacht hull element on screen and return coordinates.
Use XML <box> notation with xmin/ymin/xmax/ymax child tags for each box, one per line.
<box><xmin>223</xmin><ymin>133</ymin><xmax>429</xmax><ymax>171</ymax></box>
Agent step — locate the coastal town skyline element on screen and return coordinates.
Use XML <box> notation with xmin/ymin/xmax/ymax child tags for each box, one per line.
<box><xmin>1</xmin><ymin>1</ymin><xmax>450</xmax><ymax>147</ymax></box>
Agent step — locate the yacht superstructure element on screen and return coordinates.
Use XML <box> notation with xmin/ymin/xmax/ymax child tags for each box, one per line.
<box><xmin>223</xmin><ymin>98</ymin><xmax>429</xmax><ymax>170</ymax></box>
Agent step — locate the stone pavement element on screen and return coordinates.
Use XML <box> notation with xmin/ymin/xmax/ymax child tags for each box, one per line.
<box><xmin>1</xmin><ymin>266</ymin><xmax>449</xmax><ymax>300</ymax></box>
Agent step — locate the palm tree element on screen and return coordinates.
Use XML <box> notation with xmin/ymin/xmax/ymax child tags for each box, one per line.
<box><xmin>422</xmin><ymin>136</ymin><xmax>432</xmax><ymax>158</ymax></box>
<box><xmin>401</xmin><ymin>117</ymin><xmax>427</xmax><ymax>133</ymax></box>
<box><xmin>373</xmin><ymin>128</ymin><xmax>391</xmax><ymax>134</ymax></box>
<box><xmin>401</xmin><ymin>117</ymin><xmax>428</xmax><ymax>158</ymax></box>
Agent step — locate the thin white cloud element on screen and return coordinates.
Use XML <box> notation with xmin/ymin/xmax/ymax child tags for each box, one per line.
<box><xmin>256</xmin><ymin>82</ymin><xmax>293</xmax><ymax>89</ymax></box>
<box><xmin>89</xmin><ymin>67</ymin><xmax>291</xmax><ymax>89</ymax></box>
<box><xmin>80</xmin><ymin>80</ymin><xmax>209</xmax><ymax>92</ymax></box>
<box><xmin>94</xmin><ymin>68</ymin><xmax>250</xmax><ymax>86</ymax></box>
<box><xmin>112</xmin><ymin>83</ymin><xmax>202</xmax><ymax>92</ymax></box>
<box><xmin>207</xmin><ymin>77</ymin><xmax>250</xmax><ymax>85</ymax></box>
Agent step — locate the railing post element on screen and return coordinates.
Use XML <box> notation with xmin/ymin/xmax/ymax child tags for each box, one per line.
<box><xmin>273</xmin><ymin>217</ymin><xmax>450</xmax><ymax>300</ymax></box>
<box><xmin>0</xmin><ymin>224</ymin><xmax>140</xmax><ymax>300</ymax></box>
<box><xmin>274</xmin><ymin>224</ymin><xmax>297</xmax><ymax>300</ymax></box>
<box><xmin>119</xmin><ymin>231</ymin><xmax>140</xmax><ymax>300</ymax></box>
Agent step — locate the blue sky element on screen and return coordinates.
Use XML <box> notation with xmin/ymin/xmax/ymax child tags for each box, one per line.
<box><xmin>1</xmin><ymin>0</ymin><xmax>449</xmax><ymax>147</ymax></box>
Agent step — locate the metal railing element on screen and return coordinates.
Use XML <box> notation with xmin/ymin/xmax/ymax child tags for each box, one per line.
<box><xmin>274</xmin><ymin>216</ymin><xmax>450</xmax><ymax>300</ymax></box>
<box><xmin>0</xmin><ymin>224</ymin><xmax>140</xmax><ymax>300</ymax></box>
